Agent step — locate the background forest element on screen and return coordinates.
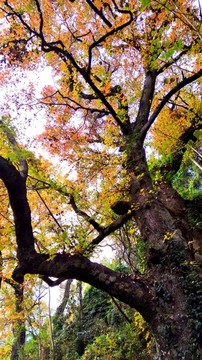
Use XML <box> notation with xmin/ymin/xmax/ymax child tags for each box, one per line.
<box><xmin>0</xmin><ymin>0</ymin><xmax>201</xmax><ymax>359</ymax></box>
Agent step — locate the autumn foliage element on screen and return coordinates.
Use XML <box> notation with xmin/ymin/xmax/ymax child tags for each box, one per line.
<box><xmin>0</xmin><ymin>0</ymin><xmax>201</xmax><ymax>359</ymax></box>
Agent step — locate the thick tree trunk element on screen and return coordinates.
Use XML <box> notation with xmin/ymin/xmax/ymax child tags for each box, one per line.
<box><xmin>125</xmin><ymin>144</ymin><xmax>202</xmax><ymax>359</ymax></box>
<box><xmin>133</xmin><ymin>188</ymin><xmax>202</xmax><ymax>359</ymax></box>
<box><xmin>1</xmin><ymin>155</ymin><xmax>202</xmax><ymax>359</ymax></box>
<box><xmin>148</xmin><ymin>266</ymin><xmax>202</xmax><ymax>359</ymax></box>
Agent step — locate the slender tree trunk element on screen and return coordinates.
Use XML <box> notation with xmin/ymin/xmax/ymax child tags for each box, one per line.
<box><xmin>53</xmin><ymin>280</ymin><xmax>73</xmax><ymax>360</ymax></box>
<box><xmin>77</xmin><ymin>281</ymin><xmax>85</xmax><ymax>356</ymax></box>
<box><xmin>48</xmin><ymin>288</ymin><xmax>55</xmax><ymax>360</ymax></box>
<box><xmin>10</xmin><ymin>283</ymin><xmax>25</xmax><ymax>360</ymax></box>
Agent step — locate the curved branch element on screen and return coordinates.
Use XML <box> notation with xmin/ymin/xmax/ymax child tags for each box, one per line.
<box><xmin>13</xmin><ymin>252</ymin><xmax>155</xmax><ymax>322</ymax></box>
<box><xmin>0</xmin><ymin>158</ymin><xmax>154</xmax><ymax>320</ymax></box>
<box><xmin>141</xmin><ymin>68</ymin><xmax>202</xmax><ymax>139</ymax></box>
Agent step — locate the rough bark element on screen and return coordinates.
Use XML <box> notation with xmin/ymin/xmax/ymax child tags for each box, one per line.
<box><xmin>0</xmin><ymin>3</ymin><xmax>201</xmax><ymax>358</ymax></box>
<box><xmin>10</xmin><ymin>281</ymin><xmax>25</xmax><ymax>360</ymax></box>
<box><xmin>0</xmin><ymin>253</ymin><xmax>25</xmax><ymax>360</ymax></box>
<box><xmin>1</xmin><ymin>153</ymin><xmax>202</xmax><ymax>360</ymax></box>
<box><xmin>1</xmin><ymin>87</ymin><xmax>202</xmax><ymax>360</ymax></box>
<box><xmin>0</xmin><ymin>83</ymin><xmax>202</xmax><ymax>359</ymax></box>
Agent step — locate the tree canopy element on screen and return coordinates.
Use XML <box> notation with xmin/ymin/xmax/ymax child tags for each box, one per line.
<box><xmin>0</xmin><ymin>1</ymin><xmax>201</xmax><ymax>359</ymax></box>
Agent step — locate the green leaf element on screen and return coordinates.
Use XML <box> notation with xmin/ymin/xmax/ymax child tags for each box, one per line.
<box><xmin>140</xmin><ymin>0</ymin><xmax>151</xmax><ymax>8</ymax></box>
<box><xmin>165</xmin><ymin>47</ymin><xmax>175</xmax><ymax>59</ymax></box>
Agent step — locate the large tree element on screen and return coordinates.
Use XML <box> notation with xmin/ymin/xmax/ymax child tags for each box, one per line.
<box><xmin>0</xmin><ymin>1</ymin><xmax>202</xmax><ymax>359</ymax></box>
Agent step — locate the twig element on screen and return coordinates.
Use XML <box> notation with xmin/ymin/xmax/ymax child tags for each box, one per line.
<box><xmin>111</xmin><ymin>296</ymin><xmax>132</xmax><ymax>323</ymax></box>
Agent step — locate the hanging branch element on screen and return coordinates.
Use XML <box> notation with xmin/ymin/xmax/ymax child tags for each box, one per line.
<box><xmin>111</xmin><ymin>296</ymin><xmax>132</xmax><ymax>324</ymax></box>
